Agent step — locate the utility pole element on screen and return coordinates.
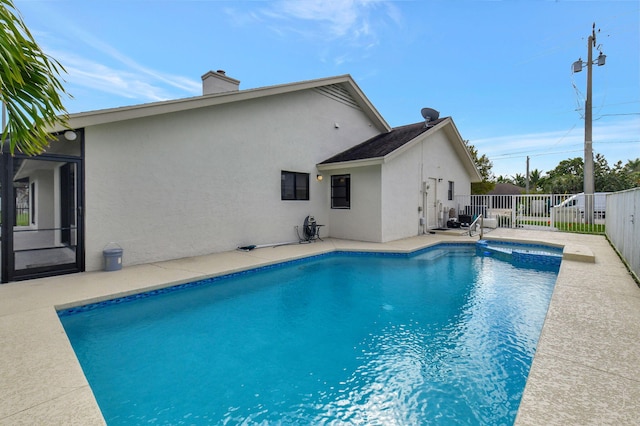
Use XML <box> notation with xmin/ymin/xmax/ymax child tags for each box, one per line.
<box><xmin>572</xmin><ymin>23</ymin><xmax>606</xmax><ymax>225</ymax></box>
<box><xmin>584</xmin><ymin>24</ymin><xmax>595</xmax><ymax>224</ymax></box>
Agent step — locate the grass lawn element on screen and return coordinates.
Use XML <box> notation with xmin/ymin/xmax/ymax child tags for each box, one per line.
<box><xmin>553</xmin><ymin>221</ymin><xmax>605</xmax><ymax>234</ymax></box>
<box><xmin>517</xmin><ymin>219</ymin><xmax>605</xmax><ymax>234</ymax></box>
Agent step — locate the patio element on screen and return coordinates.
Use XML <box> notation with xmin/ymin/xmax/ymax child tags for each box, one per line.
<box><xmin>0</xmin><ymin>229</ymin><xmax>638</xmax><ymax>424</ymax></box>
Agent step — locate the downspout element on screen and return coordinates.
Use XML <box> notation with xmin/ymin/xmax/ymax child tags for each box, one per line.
<box><xmin>420</xmin><ymin>145</ymin><xmax>426</xmax><ymax>234</ymax></box>
<box><xmin>420</xmin><ymin>164</ymin><xmax>424</xmax><ymax>234</ymax></box>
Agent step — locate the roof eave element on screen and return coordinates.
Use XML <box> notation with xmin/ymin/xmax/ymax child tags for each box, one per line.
<box><xmin>339</xmin><ymin>76</ymin><xmax>391</xmax><ymax>132</ymax></box>
<box><xmin>317</xmin><ymin>157</ymin><xmax>384</xmax><ymax>171</ymax></box>
<box><xmin>441</xmin><ymin>119</ymin><xmax>483</xmax><ymax>182</ymax></box>
<box><xmin>382</xmin><ymin>121</ymin><xmax>446</xmax><ymax>164</ymax></box>
<box><xmin>49</xmin><ymin>74</ymin><xmax>391</xmax><ymax>132</ymax></box>
<box><xmin>319</xmin><ymin>118</ymin><xmax>482</xmax><ymax>182</ymax></box>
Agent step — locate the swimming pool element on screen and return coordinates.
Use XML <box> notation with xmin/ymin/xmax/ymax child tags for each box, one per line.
<box><xmin>59</xmin><ymin>243</ymin><xmax>559</xmax><ymax>424</ymax></box>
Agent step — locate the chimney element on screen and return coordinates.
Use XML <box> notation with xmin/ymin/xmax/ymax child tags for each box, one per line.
<box><xmin>201</xmin><ymin>70</ymin><xmax>240</xmax><ymax>95</ymax></box>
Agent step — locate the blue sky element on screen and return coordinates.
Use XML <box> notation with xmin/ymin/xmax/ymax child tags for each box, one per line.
<box><xmin>15</xmin><ymin>0</ymin><xmax>640</xmax><ymax>178</ymax></box>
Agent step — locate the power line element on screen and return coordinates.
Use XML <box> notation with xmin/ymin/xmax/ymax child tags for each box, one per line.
<box><xmin>598</xmin><ymin>100</ymin><xmax>640</xmax><ymax>107</ymax></box>
<box><xmin>492</xmin><ymin>149</ymin><xmax>584</xmax><ymax>161</ymax></box>
<box><xmin>489</xmin><ymin>140</ymin><xmax>640</xmax><ymax>161</ymax></box>
<box><xmin>549</xmin><ymin>122</ymin><xmax>577</xmax><ymax>149</ymax></box>
<box><xmin>598</xmin><ymin>113</ymin><xmax>640</xmax><ymax>117</ymax></box>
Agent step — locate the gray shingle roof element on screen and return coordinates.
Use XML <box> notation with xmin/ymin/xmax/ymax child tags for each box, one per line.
<box><xmin>488</xmin><ymin>183</ymin><xmax>525</xmax><ymax>195</ymax></box>
<box><xmin>320</xmin><ymin>118</ymin><xmax>447</xmax><ymax>164</ymax></box>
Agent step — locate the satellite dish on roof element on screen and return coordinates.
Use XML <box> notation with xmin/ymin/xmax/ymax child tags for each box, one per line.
<box><xmin>421</xmin><ymin>108</ymin><xmax>440</xmax><ymax>124</ymax></box>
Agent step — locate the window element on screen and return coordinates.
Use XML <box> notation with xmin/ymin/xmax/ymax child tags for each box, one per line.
<box><xmin>448</xmin><ymin>181</ymin><xmax>454</xmax><ymax>201</ymax></box>
<box><xmin>281</xmin><ymin>171</ymin><xmax>309</xmax><ymax>200</ymax></box>
<box><xmin>331</xmin><ymin>174</ymin><xmax>350</xmax><ymax>208</ymax></box>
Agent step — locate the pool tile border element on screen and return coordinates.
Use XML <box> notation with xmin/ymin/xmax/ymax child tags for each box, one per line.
<box><xmin>57</xmin><ymin>245</ymin><xmax>451</xmax><ymax>316</ymax></box>
<box><xmin>57</xmin><ymin>241</ymin><xmax>560</xmax><ymax>317</ymax></box>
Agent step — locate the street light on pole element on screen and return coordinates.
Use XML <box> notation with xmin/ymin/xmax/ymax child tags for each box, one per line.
<box><xmin>572</xmin><ymin>23</ymin><xmax>606</xmax><ymax>225</ymax></box>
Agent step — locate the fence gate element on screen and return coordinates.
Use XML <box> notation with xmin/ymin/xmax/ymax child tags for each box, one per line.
<box><xmin>452</xmin><ymin>194</ymin><xmax>607</xmax><ymax>233</ymax></box>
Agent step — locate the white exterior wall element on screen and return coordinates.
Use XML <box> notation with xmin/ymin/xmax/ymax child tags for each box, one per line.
<box><xmin>33</xmin><ymin>170</ymin><xmax>55</xmax><ymax>231</ymax></box>
<box><xmin>326</xmin><ymin>165</ymin><xmax>382</xmax><ymax>242</ymax></box>
<box><xmin>381</xmin><ymin>131</ymin><xmax>472</xmax><ymax>241</ymax></box>
<box><xmin>84</xmin><ymin>90</ymin><xmax>380</xmax><ymax>270</ymax></box>
<box><xmin>381</xmin><ymin>145</ymin><xmax>423</xmax><ymax>241</ymax></box>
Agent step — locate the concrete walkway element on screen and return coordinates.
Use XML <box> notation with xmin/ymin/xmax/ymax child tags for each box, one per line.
<box><xmin>0</xmin><ymin>230</ymin><xmax>638</xmax><ymax>424</ymax></box>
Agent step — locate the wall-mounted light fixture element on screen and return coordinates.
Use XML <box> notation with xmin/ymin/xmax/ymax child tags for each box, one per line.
<box><xmin>438</xmin><ymin>178</ymin><xmax>443</xmax><ymax>182</ymax></box>
<box><xmin>316</xmin><ymin>174</ymin><xmax>323</xmax><ymax>181</ymax></box>
<box><xmin>63</xmin><ymin>130</ymin><xmax>77</xmax><ymax>141</ymax></box>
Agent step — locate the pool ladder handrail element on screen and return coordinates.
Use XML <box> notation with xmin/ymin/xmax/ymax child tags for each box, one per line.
<box><xmin>469</xmin><ymin>214</ymin><xmax>484</xmax><ymax>239</ymax></box>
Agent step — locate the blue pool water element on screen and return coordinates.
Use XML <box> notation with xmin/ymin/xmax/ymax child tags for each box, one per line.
<box><xmin>60</xmin><ymin>244</ymin><xmax>559</xmax><ymax>425</ymax></box>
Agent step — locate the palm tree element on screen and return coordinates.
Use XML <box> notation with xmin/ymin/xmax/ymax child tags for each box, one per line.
<box><xmin>529</xmin><ymin>168</ymin><xmax>544</xmax><ymax>192</ymax></box>
<box><xmin>1</xmin><ymin>0</ymin><xmax>70</xmax><ymax>155</ymax></box>
<box><xmin>624</xmin><ymin>158</ymin><xmax>640</xmax><ymax>187</ymax></box>
<box><xmin>512</xmin><ymin>173</ymin><xmax>527</xmax><ymax>188</ymax></box>
<box><xmin>625</xmin><ymin>158</ymin><xmax>640</xmax><ymax>173</ymax></box>
<box><xmin>496</xmin><ymin>175</ymin><xmax>513</xmax><ymax>184</ymax></box>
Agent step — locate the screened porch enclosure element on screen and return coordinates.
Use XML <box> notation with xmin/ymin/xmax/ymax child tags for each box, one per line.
<box><xmin>1</xmin><ymin>133</ymin><xmax>84</xmax><ymax>283</ymax></box>
<box><xmin>12</xmin><ymin>159</ymin><xmax>78</xmax><ymax>269</ymax></box>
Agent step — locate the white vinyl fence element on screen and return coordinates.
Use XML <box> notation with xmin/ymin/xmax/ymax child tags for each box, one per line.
<box><xmin>451</xmin><ymin>193</ymin><xmax>607</xmax><ymax>233</ymax></box>
<box><xmin>605</xmin><ymin>188</ymin><xmax>640</xmax><ymax>281</ymax></box>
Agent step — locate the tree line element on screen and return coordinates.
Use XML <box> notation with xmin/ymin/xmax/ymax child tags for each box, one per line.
<box><xmin>464</xmin><ymin>141</ymin><xmax>640</xmax><ymax>194</ymax></box>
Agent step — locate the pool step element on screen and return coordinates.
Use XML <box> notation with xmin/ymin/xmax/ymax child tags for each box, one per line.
<box><xmin>476</xmin><ymin>240</ymin><xmax>562</xmax><ymax>267</ymax></box>
<box><xmin>414</xmin><ymin>249</ymin><xmax>449</xmax><ymax>261</ymax></box>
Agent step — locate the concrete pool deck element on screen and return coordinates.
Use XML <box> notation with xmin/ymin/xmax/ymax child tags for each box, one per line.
<box><xmin>0</xmin><ymin>229</ymin><xmax>638</xmax><ymax>424</ymax></box>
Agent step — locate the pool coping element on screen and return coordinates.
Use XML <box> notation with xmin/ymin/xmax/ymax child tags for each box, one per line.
<box><xmin>57</xmin><ymin>240</ymin><xmax>561</xmax><ymax>318</ymax></box>
<box><xmin>52</xmin><ymin>239</ymin><xmax>591</xmax><ymax>314</ymax></box>
<box><xmin>0</xmin><ymin>230</ymin><xmax>638</xmax><ymax>424</ymax></box>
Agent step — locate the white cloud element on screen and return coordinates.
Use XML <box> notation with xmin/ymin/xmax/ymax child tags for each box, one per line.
<box><xmin>48</xmin><ymin>44</ymin><xmax>200</xmax><ymax>106</ymax></box>
<box><xmin>260</xmin><ymin>0</ymin><xmax>399</xmax><ymax>43</ymax></box>
<box><xmin>57</xmin><ymin>55</ymin><xmax>174</xmax><ymax>102</ymax></box>
<box><xmin>24</xmin><ymin>2</ymin><xmax>200</xmax><ymax>105</ymax></box>
<box><xmin>61</xmin><ymin>26</ymin><xmax>200</xmax><ymax>93</ymax></box>
<box><xmin>271</xmin><ymin>0</ymin><xmax>362</xmax><ymax>37</ymax></box>
<box><xmin>473</xmin><ymin>117</ymin><xmax>640</xmax><ymax>159</ymax></box>
<box><xmin>472</xmin><ymin>117</ymin><xmax>640</xmax><ymax>176</ymax></box>
<box><xmin>27</xmin><ymin>1</ymin><xmax>397</xmax><ymax>108</ymax></box>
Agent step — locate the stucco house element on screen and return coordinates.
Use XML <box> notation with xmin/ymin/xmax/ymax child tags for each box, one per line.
<box><xmin>0</xmin><ymin>71</ymin><xmax>480</xmax><ymax>282</ymax></box>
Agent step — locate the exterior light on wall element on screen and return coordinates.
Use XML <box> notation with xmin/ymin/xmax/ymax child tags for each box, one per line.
<box><xmin>64</xmin><ymin>130</ymin><xmax>77</xmax><ymax>141</ymax></box>
<box><xmin>316</xmin><ymin>174</ymin><xmax>323</xmax><ymax>181</ymax></box>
